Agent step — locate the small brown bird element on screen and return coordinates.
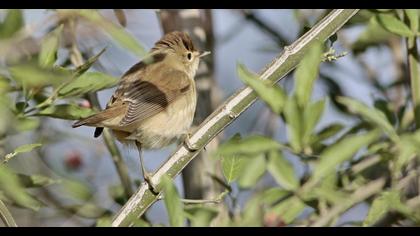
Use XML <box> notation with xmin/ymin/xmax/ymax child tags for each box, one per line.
<box><xmin>72</xmin><ymin>31</ymin><xmax>209</xmax><ymax>188</ymax></box>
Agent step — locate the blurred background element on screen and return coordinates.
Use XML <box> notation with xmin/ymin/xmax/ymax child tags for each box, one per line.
<box><xmin>0</xmin><ymin>9</ymin><xmax>419</xmax><ymax>227</ymax></box>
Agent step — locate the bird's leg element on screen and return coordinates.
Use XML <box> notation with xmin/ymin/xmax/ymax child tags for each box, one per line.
<box><xmin>135</xmin><ymin>141</ymin><xmax>158</xmax><ymax>194</ymax></box>
<box><xmin>182</xmin><ymin>133</ymin><xmax>199</xmax><ymax>152</ymax></box>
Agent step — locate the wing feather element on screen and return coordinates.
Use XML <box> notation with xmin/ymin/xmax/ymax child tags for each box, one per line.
<box><xmin>115</xmin><ymin>68</ymin><xmax>192</xmax><ymax>127</ymax></box>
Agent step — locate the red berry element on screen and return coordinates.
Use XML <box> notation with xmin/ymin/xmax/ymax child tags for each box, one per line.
<box><xmin>65</xmin><ymin>151</ymin><xmax>83</xmax><ymax>170</ymax></box>
<box><xmin>263</xmin><ymin>212</ymin><xmax>286</xmax><ymax>227</ymax></box>
<box><xmin>79</xmin><ymin>100</ymin><xmax>91</xmax><ymax>108</ymax></box>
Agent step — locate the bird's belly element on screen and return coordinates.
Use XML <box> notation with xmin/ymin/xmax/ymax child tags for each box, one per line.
<box><xmin>128</xmin><ymin>95</ymin><xmax>196</xmax><ymax>149</ymax></box>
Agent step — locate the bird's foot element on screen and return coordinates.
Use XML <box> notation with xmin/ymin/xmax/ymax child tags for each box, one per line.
<box><xmin>143</xmin><ymin>171</ymin><xmax>159</xmax><ymax>195</ymax></box>
<box><xmin>182</xmin><ymin>133</ymin><xmax>199</xmax><ymax>152</ymax></box>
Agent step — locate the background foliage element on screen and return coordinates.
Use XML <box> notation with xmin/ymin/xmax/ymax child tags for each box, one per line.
<box><xmin>0</xmin><ymin>9</ymin><xmax>419</xmax><ymax>227</ymax></box>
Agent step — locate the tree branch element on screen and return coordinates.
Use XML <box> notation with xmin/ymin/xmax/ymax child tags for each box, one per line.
<box><xmin>0</xmin><ymin>199</ymin><xmax>17</xmax><ymax>227</ymax></box>
<box><xmin>111</xmin><ymin>9</ymin><xmax>360</xmax><ymax>227</ymax></box>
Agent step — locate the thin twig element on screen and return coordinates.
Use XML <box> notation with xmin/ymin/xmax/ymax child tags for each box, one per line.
<box><xmin>310</xmin><ymin>177</ymin><xmax>386</xmax><ymax>227</ymax></box>
<box><xmin>0</xmin><ymin>199</ymin><xmax>17</xmax><ymax>227</ymax></box>
<box><xmin>157</xmin><ymin>190</ymin><xmax>228</xmax><ymax>205</ymax></box>
<box><xmin>67</xmin><ymin>20</ymin><xmax>134</xmax><ymax>199</ymax></box>
<box><xmin>370</xmin><ymin>194</ymin><xmax>420</xmax><ymax>227</ymax></box>
<box><xmin>404</xmin><ymin>11</ymin><xmax>420</xmax><ymax>127</ymax></box>
<box><xmin>350</xmin><ymin>155</ymin><xmax>381</xmax><ymax>175</ymax></box>
<box><xmin>158</xmin><ymin>197</ymin><xmax>221</xmax><ymax>205</ymax></box>
<box><xmin>111</xmin><ymin>9</ymin><xmax>360</xmax><ymax>227</ymax></box>
<box><xmin>240</xmin><ymin>10</ymin><xmax>290</xmax><ymax>46</ymax></box>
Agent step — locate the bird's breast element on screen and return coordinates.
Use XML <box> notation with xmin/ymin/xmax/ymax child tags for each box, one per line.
<box><xmin>128</xmin><ymin>85</ymin><xmax>197</xmax><ymax>149</ymax></box>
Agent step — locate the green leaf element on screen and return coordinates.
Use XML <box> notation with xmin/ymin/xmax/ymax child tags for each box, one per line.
<box><xmin>376</xmin><ymin>14</ymin><xmax>415</xmax><ymax>37</ymax></box>
<box><xmin>284</xmin><ymin>96</ymin><xmax>303</xmax><ymax>152</ymax></box>
<box><xmin>239</xmin><ymin>193</ymin><xmax>265</xmax><ymax>226</ymax></box>
<box><xmin>0</xmin><ymin>76</ymin><xmax>10</xmax><ymax>93</ymax></box>
<box><xmin>0</xmin><ymin>191</ymin><xmax>11</xmax><ymax>203</ymax></box>
<box><xmin>184</xmin><ymin>206</ymin><xmax>219</xmax><ymax>227</ymax></box>
<box><xmin>237</xmin><ymin>63</ymin><xmax>287</xmax><ymax>114</ymax></box>
<box><xmin>221</xmin><ymin>154</ymin><xmax>245</xmax><ymax>184</ymax></box>
<box><xmin>374</xmin><ymin>99</ymin><xmax>396</xmax><ymax>125</ymax></box>
<box><xmin>294</xmin><ymin>41</ymin><xmax>323</xmax><ymax>107</ymax></box>
<box><xmin>309</xmin><ymin>173</ymin><xmax>349</xmax><ymax>205</ymax></box>
<box><xmin>270</xmin><ymin>196</ymin><xmax>305</xmax><ymax>224</ymax></box>
<box><xmin>309</xmin><ymin>123</ymin><xmax>344</xmax><ymax>145</ymax></box>
<box><xmin>66</xmin><ymin>203</ymin><xmax>108</xmax><ymax>218</ymax></box>
<box><xmin>303</xmin><ymin>99</ymin><xmax>326</xmax><ymax>145</ymax></box>
<box><xmin>14</xmin><ymin>143</ymin><xmax>42</xmax><ymax>154</ymax></box>
<box><xmin>4</xmin><ymin>143</ymin><xmax>42</xmax><ymax>163</ymax></box>
<box><xmin>161</xmin><ymin>175</ymin><xmax>184</xmax><ymax>227</ymax></box>
<box><xmin>237</xmin><ymin>154</ymin><xmax>266</xmax><ymax>189</ymax></box>
<box><xmin>73</xmin><ymin>47</ymin><xmax>107</xmax><ymax>77</ymax></box>
<box><xmin>0</xmin><ymin>165</ymin><xmax>42</xmax><ymax>211</ymax></box>
<box><xmin>0</xmin><ymin>10</ymin><xmax>24</xmax><ymax>39</ymax></box>
<box><xmin>15</xmin><ymin>117</ymin><xmax>40</xmax><ymax>132</ymax></box>
<box><xmin>352</xmin><ymin>16</ymin><xmax>394</xmax><ymax>54</ymax></box>
<box><xmin>62</xmin><ymin>179</ymin><xmax>93</xmax><ymax>202</ymax></box>
<box><xmin>35</xmin><ymin>104</ymin><xmax>95</xmax><ymax>120</ymax></box>
<box><xmin>312</xmin><ymin>130</ymin><xmax>381</xmax><ymax>182</ymax></box>
<box><xmin>96</xmin><ymin>216</ymin><xmax>112</xmax><ymax>227</ymax></box>
<box><xmin>267</xmin><ymin>150</ymin><xmax>299</xmax><ymax>190</ymax></box>
<box><xmin>58</xmin><ymin>72</ymin><xmax>118</xmax><ymax>98</ymax></box>
<box><xmin>9</xmin><ymin>63</ymin><xmax>71</xmax><ymax>88</ymax></box>
<box><xmin>347</xmin><ymin>10</ymin><xmax>375</xmax><ymax>24</ymax></box>
<box><xmin>38</xmin><ymin>25</ymin><xmax>63</xmax><ymax>68</ymax></box>
<box><xmin>405</xmin><ymin>9</ymin><xmax>419</xmax><ymax>33</ymax></box>
<box><xmin>108</xmin><ymin>185</ymin><xmax>127</xmax><ymax>206</ymax></box>
<box><xmin>261</xmin><ymin>188</ymin><xmax>290</xmax><ymax>205</ymax></box>
<box><xmin>216</xmin><ymin>134</ymin><xmax>282</xmax><ymax>158</ymax></box>
<box><xmin>17</xmin><ymin>174</ymin><xmax>59</xmax><ymax>188</ymax></box>
<box><xmin>396</xmin><ymin>132</ymin><xmax>420</xmax><ymax>170</ymax></box>
<box><xmin>14</xmin><ymin>101</ymin><xmax>27</xmax><ymax>114</ymax></box>
<box><xmin>312</xmin><ymin>187</ymin><xmax>348</xmax><ymax>205</ymax></box>
<box><xmin>337</xmin><ymin>97</ymin><xmax>398</xmax><ymax>142</ymax></box>
<box><xmin>73</xmin><ymin>10</ymin><xmax>145</xmax><ymax>57</ymax></box>
<box><xmin>363</xmin><ymin>191</ymin><xmax>402</xmax><ymax>226</ymax></box>
<box><xmin>366</xmin><ymin>141</ymin><xmax>390</xmax><ymax>155</ymax></box>
<box><xmin>131</xmin><ymin>218</ymin><xmax>151</xmax><ymax>227</ymax></box>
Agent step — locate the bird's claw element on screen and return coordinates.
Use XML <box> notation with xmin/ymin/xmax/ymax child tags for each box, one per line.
<box><xmin>183</xmin><ymin>133</ymin><xmax>199</xmax><ymax>151</ymax></box>
<box><xmin>143</xmin><ymin>171</ymin><xmax>159</xmax><ymax>195</ymax></box>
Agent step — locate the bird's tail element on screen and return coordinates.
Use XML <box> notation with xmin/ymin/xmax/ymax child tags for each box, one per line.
<box><xmin>72</xmin><ymin>113</ymin><xmax>106</xmax><ymax>128</ymax></box>
<box><xmin>72</xmin><ymin>106</ymin><xmax>124</xmax><ymax>128</ymax></box>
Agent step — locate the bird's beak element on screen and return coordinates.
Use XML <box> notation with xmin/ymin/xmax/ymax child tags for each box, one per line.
<box><xmin>198</xmin><ymin>51</ymin><xmax>211</xmax><ymax>58</ymax></box>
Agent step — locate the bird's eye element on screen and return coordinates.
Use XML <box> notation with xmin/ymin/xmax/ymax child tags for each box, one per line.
<box><xmin>187</xmin><ymin>52</ymin><xmax>192</xmax><ymax>60</ymax></box>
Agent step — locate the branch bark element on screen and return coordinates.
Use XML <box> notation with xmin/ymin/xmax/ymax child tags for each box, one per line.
<box><xmin>111</xmin><ymin>9</ymin><xmax>360</xmax><ymax>227</ymax></box>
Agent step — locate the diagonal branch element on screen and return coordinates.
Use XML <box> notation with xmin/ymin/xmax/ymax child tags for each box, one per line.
<box><xmin>111</xmin><ymin>9</ymin><xmax>360</xmax><ymax>227</ymax></box>
<box><xmin>0</xmin><ymin>199</ymin><xmax>17</xmax><ymax>227</ymax></box>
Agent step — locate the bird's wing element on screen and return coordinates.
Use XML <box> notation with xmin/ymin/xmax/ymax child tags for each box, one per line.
<box><xmin>112</xmin><ymin>68</ymin><xmax>192</xmax><ymax>127</ymax></box>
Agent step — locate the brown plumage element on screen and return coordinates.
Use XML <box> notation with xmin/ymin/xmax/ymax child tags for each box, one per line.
<box><xmin>72</xmin><ymin>31</ymin><xmax>207</xmax><ymax>151</ymax></box>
